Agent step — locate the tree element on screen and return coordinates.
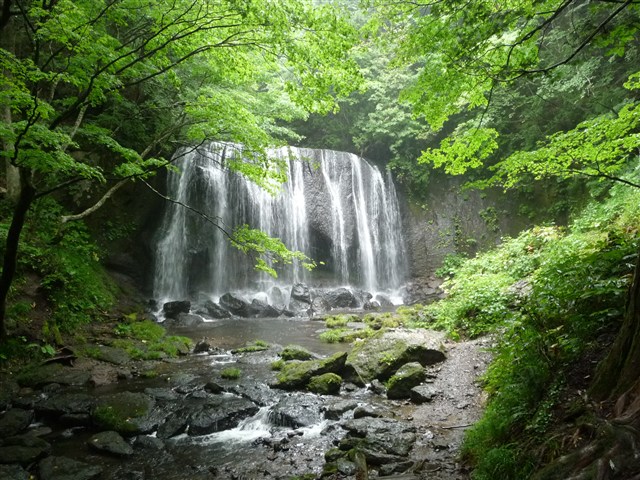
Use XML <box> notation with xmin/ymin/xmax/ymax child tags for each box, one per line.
<box><xmin>0</xmin><ymin>0</ymin><xmax>361</xmax><ymax>341</ymax></box>
<box><xmin>364</xmin><ymin>0</ymin><xmax>640</xmax><ymax>475</ymax></box>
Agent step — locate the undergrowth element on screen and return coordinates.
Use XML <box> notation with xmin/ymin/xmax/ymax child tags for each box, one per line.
<box><xmin>409</xmin><ymin>178</ymin><xmax>640</xmax><ymax>479</ymax></box>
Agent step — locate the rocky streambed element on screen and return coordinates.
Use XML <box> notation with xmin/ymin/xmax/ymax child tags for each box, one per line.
<box><xmin>0</xmin><ymin>318</ymin><xmax>491</xmax><ymax>480</ymax></box>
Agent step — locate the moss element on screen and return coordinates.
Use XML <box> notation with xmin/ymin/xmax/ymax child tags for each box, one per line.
<box><xmin>232</xmin><ymin>340</ymin><xmax>270</xmax><ymax>353</ymax></box>
<box><xmin>307</xmin><ymin>373</ymin><xmax>342</xmax><ymax>395</ymax></box>
<box><xmin>320</xmin><ymin>327</ymin><xmax>374</xmax><ymax>343</ymax></box>
<box><xmin>221</xmin><ymin>367</ymin><xmax>241</xmax><ymax>379</ymax></box>
<box><xmin>92</xmin><ymin>392</ymin><xmax>153</xmax><ymax>435</ymax></box>
<box><xmin>280</xmin><ymin>344</ymin><xmax>314</xmax><ymax>360</ymax></box>
<box><xmin>271</xmin><ymin>359</ymin><xmax>285</xmax><ymax>370</ymax></box>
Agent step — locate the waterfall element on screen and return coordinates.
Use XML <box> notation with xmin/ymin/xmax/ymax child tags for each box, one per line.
<box><xmin>153</xmin><ymin>142</ymin><xmax>407</xmax><ymax>303</ymax></box>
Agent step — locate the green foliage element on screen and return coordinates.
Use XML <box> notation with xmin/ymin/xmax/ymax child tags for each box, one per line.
<box><xmin>319</xmin><ymin>327</ymin><xmax>374</xmax><ymax>343</ymax></box>
<box><xmin>221</xmin><ymin>367</ymin><xmax>242</xmax><ymax>380</ymax></box>
<box><xmin>112</xmin><ymin>319</ymin><xmax>192</xmax><ymax>359</ymax></box>
<box><xmin>325</xmin><ymin>315</ymin><xmax>353</xmax><ymax>329</ymax></box>
<box><xmin>232</xmin><ymin>340</ymin><xmax>270</xmax><ymax>353</ymax></box>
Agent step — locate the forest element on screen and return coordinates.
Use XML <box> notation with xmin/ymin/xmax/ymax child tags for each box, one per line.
<box><xmin>1</xmin><ymin>0</ymin><xmax>640</xmax><ymax>479</ymax></box>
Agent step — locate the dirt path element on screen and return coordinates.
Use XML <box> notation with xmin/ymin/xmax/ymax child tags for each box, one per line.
<box><xmin>392</xmin><ymin>336</ymin><xmax>493</xmax><ymax>479</ymax></box>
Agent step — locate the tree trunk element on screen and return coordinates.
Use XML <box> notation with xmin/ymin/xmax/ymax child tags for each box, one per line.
<box><xmin>590</xmin><ymin>247</ymin><xmax>640</xmax><ymax>399</ymax></box>
<box><xmin>0</xmin><ymin>169</ymin><xmax>35</xmax><ymax>342</ymax></box>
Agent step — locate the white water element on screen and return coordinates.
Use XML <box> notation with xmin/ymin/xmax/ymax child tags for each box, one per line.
<box><xmin>153</xmin><ymin>142</ymin><xmax>407</xmax><ymax>303</ymax></box>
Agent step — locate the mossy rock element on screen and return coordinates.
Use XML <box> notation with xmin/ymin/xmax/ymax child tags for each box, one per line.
<box><xmin>274</xmin><ymin>351</ymin><xmax>347</xmax><ymax>390</ymax></box>
<box><xmin>386</xmin><ymin>362</ymin><xmax>426</xmax><ymax>399</ymax></box>
<box><xmin>346</xmin><ymin>329</ymin><xmax>446</xmax><ymax>382</ymax></box>
<box><xmin>308</xmin><ymin>373</ymin><xmax>342</xmax><ymax>395</ymax></box>
<box><xmin>92</xmin><ymin>392</ymin><xmax>155</xmax><ymax>435</ymax></box>
<box><xmin>280</xmin><ymin>345</ymin><xmax>315</xmax><ymax>361</ymax></box>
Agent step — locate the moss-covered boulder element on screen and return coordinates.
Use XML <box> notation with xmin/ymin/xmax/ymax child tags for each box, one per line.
<box><xmin>386</xmin><ymin>362</ymin><xmax>426</xmax><ymax>399</ymax></box>
<box><xmin>308</xmin><ymin>373</ymin><xmax>342</xmax><ymax>395</ymax></box>
<box><xmin>345</xmin><ymin>329</ymin><xmax>446</xmax><ymax>382</ymax></box>
<box><xmin>273</xmin><ymin>351</ymin><xmax>347</xmax><ymax>390</ymax></box>
<box><xmin>280</xmin><ymin>344</ymin><xmax>315</xmax><ymax>361</ymax></box>
<box><xmin>91</xmin><ymin>392</ymin><xmax>155</xmax><ymax>436</ymax></box>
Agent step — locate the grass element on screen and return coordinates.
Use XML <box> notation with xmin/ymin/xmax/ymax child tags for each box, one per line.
<box><xmin>221</xmin><ymin>367</ymin><xmax>242</xmax><ymax>379</ymax></box>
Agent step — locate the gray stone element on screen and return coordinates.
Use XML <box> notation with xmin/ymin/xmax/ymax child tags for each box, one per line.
<box><xmin>92</xmin><ymin>392</ymin><xmax>156</xmax><ymax>436</ymax></box>
<box><xmin>157</xmin><ymin>409</ymin><xmax>189</xmax><ymax>439</ymax></box>
<box><xmin>273</xmin><ymin>351</ymin><xmax>347</xmax><ymax>390</ymax></box>
<box><xmin>37</xmin><ymin>392</ymin><xmax>94</xmax><ymax>416</ymax></box>
<box><xmin>188</xmin><ymin>397</ymin><xmax>259</xmax><ymax>435</ymax></box>
<box><xmin>324</xmin><ymin>288</ymin><xmax>359</xmax><ymax>309</ymax></box>
<box><xmin>291</xmin><ymin>283</ymin><xmax>311</xmax><ymax>303</ymax></box>
<box><xmin>337</xmin><ymin>458</ymin><xmax>357</xmax><ymax>475</ymax></box>
<box><xmin>144</xmin><ymin>387</ymin><xmax>180</xmax><ymax>402</ymax></box>
<box><xmin>248</xmin><ymin>299</ymin><xmax>280</xmax><ymax>318</ymax></box>
<box><xmin>39</xmin><ymin>456</ymin><xmax>103</xmax><ymax>480</ymax></box>
<box><xmin>195</xmin><ymin>300</ymin><xmax>230</xmax><ymax>319</ymax></box>
<box><xmin>0</xmin><ymin>464</ymin><xmax>29</xmax><ymax>480</ymax></box>
<box><xmin>353</xmin><ymin>405</ymin><xmax>384</xmax><ymax>419</ymax></box>
<box><xmin>346</xmin><ymin>329</ymin><xmax>446</xmax><ymax>382</ymax></box>
<box><xmin>162</xmin><ymin>300</ymin><xmax>191</xmax><ymax>319</ymax></box>
<box><xmin>17</xmin><ymin>364</ymin><xmax>91</xmax><ymax>388</ymax></box>
<box><xmin>219</xmin><ymin>293</ymin><xmax>250</xmax><ymax>317</ymax></box>
<box><xmin>93</xmin><ymin>345</ymin><xmax>131</xmax><ymax>365</ymax></box>
<box><xmin>386</xmin><ymin>362</ymin><xmax>426</xmax><ymax>400</ymax></box>
<box><xmin>88</xmin><ymin>430</ymin><xmax>134</xmax><ymax>456</ymax></box>
<box><xmin>0</xmin><ymin>435</ymin><xmax>51</xmax><ymax>465</ymax></box>
<box><xmin>170</xmin><ymin>312</ymin><xmax>204</xmax><ymax>327</ymax></box>
<box><xmin>0</xmin><ymin>380</ymin><xmax>19</xmax><ymax>410</ymax></box>
<box><xmin>134</xmin><ymin>435</ymin><xmax>165</xmax><ymax>450</ymax></box>
<box><xmin>410</xmin><ymin>385</ymin><xmax>440</xmax><ymax>403</ymax></box>
<box><xmin>270</xmin><ymin>394</ymin><xmax>324</xmax><ymax>428</ymax></box>
<box><xmin>0</xmin><ymin>409</ymin><xmax>33</xmax><ymax>438</ymax></box>
<box><xmin>324</xmin><ymin>400</ymin><xmax>358</xmax><ymax>420</ymax></box>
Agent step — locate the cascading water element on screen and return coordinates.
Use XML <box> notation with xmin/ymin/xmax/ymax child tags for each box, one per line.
<box><xmin>153</xmin><ymin>142</ymin><xmax>407</xmax><ymax>304</ymax></box>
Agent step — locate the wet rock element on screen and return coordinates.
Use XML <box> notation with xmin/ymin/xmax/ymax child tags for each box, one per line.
<box><xmin>195</xmin><ymin>300</ymin><xmax>230</xmax><ymax>319</ymax></box>
<box><xmin>270</xmin><ymin>394</ymin><xmax>324</xmax><ymax>428</ymax></box>
<box><xmin>363</xmin><ymin>300</ymin><xmax>381</xmax><ymax>311</ymax></box>
<box><xmin>410</xmin><ymin>385</ymin><xmax>440</xmax><ymax>403</ymax></box>
<box><xmin>156</xmin><ymin>408</ymin><xmax>190</xmax><ymax>439</ymax></box>
<box><xmin>0</xmin><ymin>464</ymin><xmax>29</xmax><ymax>480</ymax></box>
<box><xmin>92</xmin><ymin>392</ymin><xmax>156</xmax><ymax>436</ymax></box>
<box><xmin>337</xmin><ymin>458</ymin><xmax>357</xmax><ymax>475</ymax></box>
<box><xmin>0</xmin><ymin>409</ymin><xmax>33</xmax><ymax>438</ymax></box>
<box><xmin>375</xmin><ymin>294</ymin><xmax>394</xmax><ymax>308</ymax></box>
<box><xmin>134</xmin><ymin>435</ymin><xmax>165</xmax><ymax>450</ymax></box>
<box><xmin>188</xmin><ymin>397</ymin><xmax>259</xmax><ymax>435</ymax></box>
<box><xmin>59</xmin><ymin>413</ymin><xmax>91</xmax><ymax>426</ymax></box>
<box><xmin>228</xmin><ymin>383</ymin><xmax>276</xmax><ymax>406</ymax></box>
<box><xmin>0</xmin><ymin>380</ymin><xmax>19</xmax><ymax>410</ymax></box>
<box><xmin>324</xmin><ymin>400</ymin><xmax>358</xmax><ymax>420</ymax></box>
<box><xmin>369</xmin><ymin>379</ymin><xmax>386</xmax><ymax>395</ymax></box>
<box><xmin>88</xmin><ymin>430</ymin><xmax>134</xmax><ymax>456</ymax></box>
<box><xmin>340</xmin><ymin>418</ymin><xmax>417</xmax><ymax>465</ymax></box>
<box><xmin>273</xmin><ymin>351</ymin><xmax>347</xmax><ymax>390</ymax></box>
<box><xmin>37</xmin><ymin>392</ymin><xmax>94</xmax><ymax>416</ymax></box>
<box><xmin>248</xmin><ymin>299</ymin><xmax>280</xmax><ymax>318</ymax></box>
<box><xmin>17</xmin><ymin>364</ymin><xmax>91</xmax><ymax>388</ymax></box>
<box><xmin>324</xmin><ymin>288</ymin><xmax>358</xmax><ymax>309</ymax></box>
<box><xmin>280</xmin><ymin>344</ymin><xmax>316</xmax><ymax>361</ymax></box>
<box><xmin>291</xmin><ymin>283</ymin><xmax>311</xmax><ymax>303</ymax></box>
<box><xmin>193</xmin><ymin>339</ymin><xmax>211</xmax><ymax>353</ymax></box>
<box><xmin>144</xmin><ymin>387</ymin><xmax>180</xmax><ymax>402</ymax></box>
<box><xmin>39</xmin><ymin>456</ymin><xmax>103</xmax><ymax>480</ymax></box>
<box><xmin>203</xmin><ymin>381</ymin><xmax>225</xmax><ymax>395</ymax></box>
<box><xmin>311</xmin><ymin>295</ymin><xmax>331</xmax><ymax>314</ymax></box>
<box><xmin>0</xmin><ymin>434</ymin><xmax>52</xmax><ymax>465</ymax></box>
<box><xmin>353</xmin><ymin>405</ymin><xmax>384</xmax><ymax>419</ymax></box>
<box><xmin>386</xmin><ymin>362</ymin><xmax>426</xmax><ymax>400</ymax></box>
<box><xmin>219</xmin><ymin>293</ymin><xmax>250</xmax><ymax>317</ymax></box>
<box><xmin>166</xmin><ymin>312</ymin><xmax>204</xmax><ymax>327</ymax></box>
<box><xmin>268</xmin><ymin>286</ymin><xmax>287</xmax><ymax>310</ymax></box>
<box><xmin>162</xmin><ymin>300</ymin><xmax>191</xmax><ymax>319</ymax></box>
<box><xmin>307</xmin><ymin>373</ymin><xmax>342</xmax><ymax>395</ymax></box>
<box><xmin>346</xmin><ymin>329</ymin><xmax>446</xmax><ymax>382</ymax></box>
<box><xmin>92</xmin><ymin>345</ymin><xmax>131</xmax><ymax>365</ymax></box>
<box><xmin>378</xmin><ymin>461</ymin><xmax>414</xmax><ymax>476</ymax></box>
<box><xmin>89</xmin><ymin>363</ymin><xmax>120</xmax><ymax>387</ymax></box>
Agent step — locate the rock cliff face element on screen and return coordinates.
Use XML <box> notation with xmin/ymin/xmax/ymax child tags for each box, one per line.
<box><xmin>398</xmin><ymin>172</ymin><xmax>530</xmax><ymax>279</ymax></box>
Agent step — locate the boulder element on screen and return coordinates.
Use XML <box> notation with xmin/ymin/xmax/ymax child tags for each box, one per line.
<box><xmin>346</xmin><ymin>329</ymin><xmax>446</xmax><ymax>382</ymax></box>
<box><xmin>324</xmin><ymin>288</ymin><xmax>358</xmax><ymax>309</ymax></box>
<box><xmin>291</xmin><ymin>283</ymin><xmax>311</xmax><ymax>303</ymax></box>
<box><xmin>17</xmin><ymin>364</ymin><xmax>90</xmax><ymax>388</ymax></box>
<box><xmin>193</xmin><ymin>339</ymin><xmax>211</xmax><ymax>354</ymax></box>
<box><xmin>0</xmin><ymin>434</ymin><xmax>51</xmax><ymax>465</ymax></box>
<box><xmin>39</xmin><ymin>456</ymin><xmax>103</xmax><ymax>480</ymax></box>
<box><xmin>162</xmin><ymin>300</ymin><xmax>191</xmax><ymax>319</ymax></box>
<box><xmin>269</xmin><ymin>394</ymin><xmax>324</xmax><ymax>428</ymax></box>
<box><xmin>157</xmin><ymin>408</ymin><xmax>190</xmax><ymax>439</ymax></box>
<box><xmin>88</xmin><ymin>431</ymin><xmax>134</xmax><ymax>456</ymax></box>
<box><xmin>273</xmin><ymin>351</ymin><xmax>347</xmax><ymax>390</ymax></box>
<box><xmin>219</xmin><ymin>293</ymin><xmax>250</xmax><ymax>317</ymax></box>
<box><xmin>0</xmin><ymin>464</ymin><xmax>29</xmax><ymax>480</ymax></box>
<box><xmin>324</xmin><ymin>400</ymin><xmax>358</xmax><ymax>420</ymax></box>
<box><xmin>310</xmin><ymin>295</ymin><xmax>331</xmax><ymax>314</ymax></box>
<box><xmin>37</xmin><ymin>392</ymin><xmax>94</xmax><ymax>416</ymax></box>
<box><xmin>340</xmin><ymin>417</ymin><xmax>417</xmax><ymax>463</ymax></box>
<box><xmin>196</xmin><ymin>300</ymin><xmax>230</xmax><ymax>319</ymax></box>
<box><xmin>268</xmin><ymin>286</ymin><xmax>287</xmax><ymax>310</ymax></box>
<box><xmin>92</xmin><ymin>392</ymin><xmax>156</xmax><ymax>436</ymax></box>
<box><xmin>248</xmin><ymin>299</ymin><xmax>280</xmax><ymax>318</ymax></box>
<box><xmin>0</xmin><ymin>380</ymin><xmax>19</xmax><ymax>411</ymax></box>
<box><xmin>410</xmin><ymin>385</ymin><xmax>440</xmax><ymax>403</ymax></box>
<box><xmin>133</xmin><ymin>435</ymin><xmax>165</xmax><ymax>450</ymax></box>
<box><xmin>0</xmin><ymin>409</ymin><xmax>33</xmax><ymax>438</ymax></box>
<box><xmin>169</xmin><ymin>312</ymin><xmax>204</xmax><ymax>327</ymax></box>
<box><xmin>92</xmin><ymin>345</ymin><xmax>131</xmax><ymax>365</ymax></box>
<box><xmin>188</xmin><ymin>397</ymin><xmax>259</xmax><ymax>435</ymax></box>
<box><xmin>280</xmin><ymin>345</ymin><xmax>316</xmax><ymax>361</ymax></box>
<box><xmin>307</xmin><ymin>373</ymin><xmax>342</xmax><ymax>395</ymax></box>
<box><xmin>363</xmin><ymin>300</ymin><xmax>381</xmax><ymax>311</ymax></box>
<box><xmin>386</xmin><ymin>362</ymin><xmax>426</xmax><ymax>400</ymax></box>
<box><xmin>375</xmin><ymin>294</ymin><xmax>394</xmax><ymax>308</ymax></box>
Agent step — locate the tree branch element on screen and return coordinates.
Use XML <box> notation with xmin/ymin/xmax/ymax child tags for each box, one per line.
<box><xmin>60</xmin><ymin>179</ymin><xmax>128</xmax><ymax>223</ymax></box>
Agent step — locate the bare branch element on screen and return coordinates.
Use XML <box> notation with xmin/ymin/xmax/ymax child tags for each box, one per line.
<box><xmin>60</xmin><ymin>179</ymin><xmax>128</xmax><ymax>223</ymax></box>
